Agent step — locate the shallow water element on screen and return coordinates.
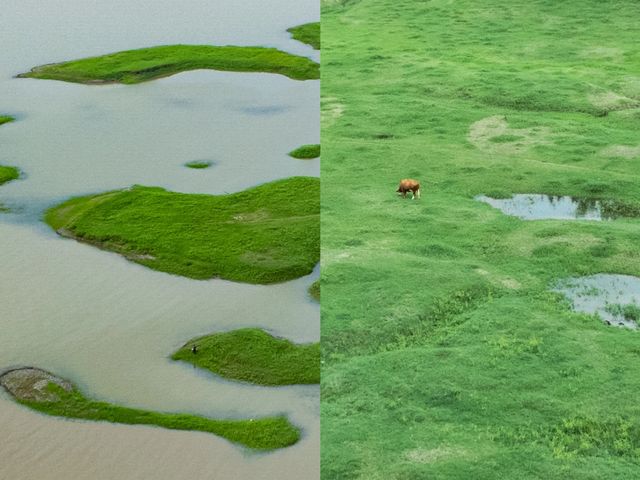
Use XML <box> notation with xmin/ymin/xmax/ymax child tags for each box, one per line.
<box><xmin>0</xmin><ymin>1</ymin><xmax>319</xmax><ymax>478</ymax></box>
<box><xmin>554</xmin><ymin>274</ymin><xmax>640</xmax><ymax>329</ymax></box>
<box><xmin>476</xmin><ymin>194</ymin><xmax>608</xmax><ymax>221</ymax></box>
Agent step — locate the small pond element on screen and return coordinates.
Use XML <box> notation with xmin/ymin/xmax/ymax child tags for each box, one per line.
<box><xmin>554</xmin><ymin>274</ymin><xmax>640</xmax><ymax>329</ymax></box>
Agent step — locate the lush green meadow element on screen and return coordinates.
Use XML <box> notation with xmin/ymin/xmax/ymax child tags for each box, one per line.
<box><xmin>46</xmin><ymin>177</ymin><xmax>319</xmax><ymax>284</ymax></box>
<box><xmin>2</xmin><ymin>368</ymin><xmax>298</xmax><ymax>450</ymax></box>
<box><xmin>288</xmin><ymin>22</ymin><xmax>321</xmax><ymax>50</ymax></box>
<box><xmin>19</xmin><ymin>45</ymin><xmax>319</xmax><ymax>84</ymax></box>
<box><xmin>322</xmin><ymin>0</ymin><xmax>640</xmax><ymax>478</ymax></box>
<box><xmin>173</xmin><ymin>328</ymin><xmax>320</xmax><ymax>385</ymax></box>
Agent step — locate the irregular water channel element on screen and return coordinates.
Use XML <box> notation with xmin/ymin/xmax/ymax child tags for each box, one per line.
<box><xmin>554</xmin><ymin>274</ymin><xmax>640</xmax><ymax>329</ymax></box>
<box><xmin>476</xmin><ymin>194</ymin><xmax>611</xmax><ymax>221</ymax></box>
<box><xmin>0</xmin><ymin>1</ymin><xmax>319</xmax><ymax>479</ymax></box>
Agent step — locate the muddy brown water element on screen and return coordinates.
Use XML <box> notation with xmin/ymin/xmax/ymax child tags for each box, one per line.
<box><xmin>554</xmin><ymin>274</ymin><xmax>640</xmax><ymax>329</ymax></box>
<box><xmin>475</xmin><ymin>194</ymin><xmax>612</xmax><ymax>221</ymax></box>
<box><xmin>0</xmin><ymin>1</ymin><xmax>319</xmax><ymax>479</ymax></box>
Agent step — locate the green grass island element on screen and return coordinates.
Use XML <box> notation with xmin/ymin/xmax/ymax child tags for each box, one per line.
<box><xmin>288</xmin><ymin>22</ymin><xmax>320</xmax><ymax>50</ymax></box>
<box><xmin>308</xmin><ymin>280</ymin><xmax>320</xmax><ymax>301</ymax></box>
<box><xmin>0</xmin><ymin>367</ymin><xmax>299</xmax><ymax>450</ymax></box>
<box><xmin>172</xmin><ymin>328</ymin><xmax>320</xmax><ymax>386</ymax></box>
<box><xmin>0</xmin><ymin>116</ymin><xmax>19</xmax><ymax>187</ymax></box>
<box><xmin>17</xmin><ymin>45</ymin><xmax>319</xmax><ymax>84</ymax></box>
<box><xmin>289</xmin><ymin>144</ymin><xmax>320</xmax><ymax>159</ymax></box>
<box><xmin>185</xmin><ymin>160</ymin><xmax>213</xmax><ymax>169</ymax></box>
<box><xmin>45</xmin><ymin>177</ymin><xmax>319</xmax><ymax>284</ymax></box>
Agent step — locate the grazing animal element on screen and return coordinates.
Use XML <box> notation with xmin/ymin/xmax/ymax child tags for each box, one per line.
<box><xmin>191</xmin><ymin>344</ymin><xmax>198</xmax><ymax>354</ymax></box>
<box><xmin>396</xmin><ymin>178</ymin><xmax>421</xmax><ymax>199</ymax></box>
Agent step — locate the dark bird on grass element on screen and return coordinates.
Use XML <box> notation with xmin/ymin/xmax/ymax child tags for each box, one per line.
<box><xmin>397</xmin><ymin>178</ymin><xmax>421</xmax><ymax>200</ymax></box>
<box><xmin>191</xmin><ymin>344</ymin><xmax>198</xmax><ymax>354</ymax></box>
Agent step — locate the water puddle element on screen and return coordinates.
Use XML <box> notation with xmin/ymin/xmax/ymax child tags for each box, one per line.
<box><xmin>554</xmin><ymin>274</ymin><xmax>640</xmax><ymax>329</ymax></box>
<box><xmin>476</xmin><ymin>194</ymin><xmax>617</xmax><ymax>221</ymax></box>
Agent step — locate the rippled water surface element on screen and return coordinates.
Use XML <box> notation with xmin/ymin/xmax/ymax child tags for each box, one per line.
<box><xmin>0</xmin><ymin>1</ymin><xmax>319</xmax><ymax>478</ymax></box>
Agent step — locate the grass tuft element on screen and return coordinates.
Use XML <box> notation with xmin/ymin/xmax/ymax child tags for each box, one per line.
<box><xmin>289</xmin><ymin>144</ymin><xmax>320</xmax><ymax>159</ymax></box>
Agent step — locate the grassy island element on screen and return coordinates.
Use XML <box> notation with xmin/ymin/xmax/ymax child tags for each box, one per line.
<box><xmin>18</xmin><ymin>45</ymin><xmax>319</xmax><ymax>84</ymax></box>
<box><xmin>185</xmin><ymin>160</ymin><xmax>213</xmax><ymax>169</ymax></box>
<box><xmin>288</xmin><ymin>23</ymin><xmax>320</xmax><ymax>50</ymax></box>
<box><xmin>0</xmin><ymin>165</ymin><xmax>19</xmax><ymax>186</ymax></box>
<box><xmin>45</xmin><ymin>177</ymin><xmax>319</xmax><ymax>283</ymax></box>
<box><xmin>289</xmin><ymin>144</ymin><xmax>320</xmax><ymax>159</ymax></box>
<box><xmin>172</xmin><ymin>328</ymin><xmax>320</xmax><ymax>386</ymax></box>
<box><xmin>0</xmin><ymin>367</ymin><xmax>298</xmax><ymax>450</ymax></box>
<box><xmin>0</xmin><ymin>115</ymin><xmax>15</xmax><ymax>126</ymax></box>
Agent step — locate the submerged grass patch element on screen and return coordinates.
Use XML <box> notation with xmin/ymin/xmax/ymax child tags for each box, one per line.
<box><xmin>0</xmin><ymin>166</ymin><xmax>19</xmax><ymax>186</ymax></box>
<box><xmin>289</xmin><ymin>144</ymin><xmax>320</xmax><ymax>159</ymax></box>
<box><xmin>0</xmin><ymin>367</ymin><xmax>299</xmax><ymax>450</ymax></box>
<box><xmin>288</xmin><ymin>22</ymin><xmax>320</xmax><ymax>50</ymax></box>
<box><xmin>309</xmin><ymin>280</ymin><xmax>320</xmax><ymax>301</ymax></box>
<box><xmin>172</xmin><ymin>328</ymin><xmax>320</xmax><ymax>386</ymax></box>
<box><xmin>45</xmin><ymin>177</ymin><xmax>319</xmax><ymax>284</ymax></box>
<box><xmin>18</xmin><ymin>45</ymin><xmax>319</xmax><ymax>84</ymax></box>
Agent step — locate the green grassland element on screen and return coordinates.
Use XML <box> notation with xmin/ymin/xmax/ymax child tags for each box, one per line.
<box><xmin>7</xmin><ymin>371</ymin><xmax>298</xmax><ymax>450</ymax></box>
<box><xmin>18</xmin><ymin>45</ymin><xmax>319</xmax><ymax>84</ymax></box>
<box><xmin>172</xmin><ymin>328</ymin><xmax>320</xmax><ymax>385</ymax></box>
<box><xmin>288</xmin><ymin>22</ymin><xmax>321</xmax><ymax>50</ymax></box>
<box><xmin>322</xmin><ymin>0</ymin><xmax>640</xmax><ymax>478</ymax></box>
<box><xmin>289</xmin><ymin>144</ymin><xmax>321</xmax><ymax>159</ymax></box>
<box><xmin>45</xmin><ymin>177</ymin><xmax>319</xmax><ymax>284</ymax></box>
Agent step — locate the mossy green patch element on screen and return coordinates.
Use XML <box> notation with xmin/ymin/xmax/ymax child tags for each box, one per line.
<box><xmin>172</xmin><ymin>328</ymin><xmax>320</xmax><ymax>386</ymax></box>
<box><xmin>309</xmin><ymin>280</ymin><xmax>320</xmax><ymax>301</ymax></box>
<box><xmin>45</xmin><ymin>177</ymin><xmax>319</xmax><ymax>284</ymax></box>
<box><xmin>184</xmin><ymin>160</ymin><xmax>213</xmax><ymax>169</ymax></box>
<box><xmin>0</xmin><ymin>166</ymin><xmax>19</xmax><ymax>186</ymax></box>
<box><xmin>19</xmin><ymin>45</ymin><xmax>320</xmax><ymax>84</ymax></box>
<box><xmin>289</xmin><ymin>144</ymin><xmax>320</xmax><ymax>159</ymax></box>
<box><xmin>1</xmin><ymin>368</ymin><xmax>298</xmax><ymax>450</ymax></box>
<box><xmin>288</xmin><ymin>22</ymin><xmax>320</xmax><ymax>50</ymax></box>
<box><xmin>0</xmin><ymin>115</ymin><xmax>15</xmax><ymax>126</ymax></box>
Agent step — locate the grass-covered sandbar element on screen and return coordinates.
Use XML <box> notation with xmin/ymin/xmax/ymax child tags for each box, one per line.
<box><xmin>172</xmin><ymin>328</ymin><xmax>320</xmax><ymax>386</ymax></box>
<box><xmin>185</xmin><ymin>160</ymin><xmax>213</xmax><ymax>169</ymax></box>
<box><xmin>18</xmin><ymin>45</ymin><xmax>320</xmax><ymax>84</ymax></box>
<box><xmin>0</xmin><ymin>165</ymin><xmax>19</xmax><ymax>187</ymax></box>
<box><xmin>289</xmin><ymin>144</ymin><xmax>320</xmax><ymax>159</ymax></box>
<box><xmin>288</xmin><ymin>22</ymin><xmax>320</xmax><ymax>50</ymax></box>
<box><xmin>45</xmin><ymin>177</ymin><xmax>319</xmax><ymax>284</ymax></box>
<box><xmin>308</xmin><ymin>280</ymin><xmax>320</xmax><ymax>301</ymax></box>
<box><xmin>0</xmin><ymin>115</ymin><xmax>15</xmax><ymax>126</ymax></box>
<box><xmin>0</xmin><ymin>367</ymin><xmax>299</xmax><ymax>450</ymax></box>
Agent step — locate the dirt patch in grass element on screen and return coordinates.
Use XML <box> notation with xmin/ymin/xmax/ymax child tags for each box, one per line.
<box><xmin>468</xmin><ymin>115</ymin><xmax>551</xmax><ymax>154</ymax></box>
<box><xmin>404</xmin><ymin>447</ymin><xmax>467</xmax><ymax>464</ymax></box>
<box><xmin>322</xmin><ymin>97</ymin><xmax>345</xmax><ymax>127</ymax></box>
<box><xmin>588</xmin><ymin>91</ymin><xmax>639</xmax><ymax>111</ymax></box>
<box><xmin>600</xmin><ymin>145</ymin><xmax>640</xmax><ymax>159</ymax></box>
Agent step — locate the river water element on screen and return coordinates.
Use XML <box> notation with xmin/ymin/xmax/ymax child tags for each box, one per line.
<box><xmin>0</xmin><ymin>1</ymin><xmax>319</xmax><ymax>479</ymax></box>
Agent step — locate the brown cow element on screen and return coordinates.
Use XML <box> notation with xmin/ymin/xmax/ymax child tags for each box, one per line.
<box><xmin>396</xmin><ymin>178</ymin><xmax>421</xmax><ymax>199</ymax></box>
